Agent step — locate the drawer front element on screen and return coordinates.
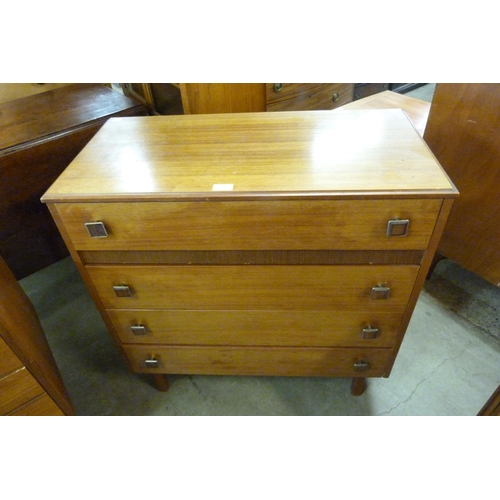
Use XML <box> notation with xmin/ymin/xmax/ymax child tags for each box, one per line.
<box><xmin>88</xmin><ymin>264</ymin><xmax>419</xmax><ymax>310</ymax></box>
<box><xmin>266</xmin><ymin>83</ymin><xmax>354</xmax><ymax>111</ymax></box>
<box><xmin>6</xmin><ymin>393</ymin><xmax>65</xmax><ymax>416</ymax></box>
<box><xmin>55</xmin><ymin>199</ymin><xmax>441</xmax><ymax>251</ymax></box>
<box><xmin>0</xmin><ymin>367</ymin><xmax>45</xmax><ymax>415</ymax></box>
<box><xmin>122</xmin><ymin>344</ymin><xmax>391</xmax><ymax>377</ymax></box>
<box><xmin>0</xmin><ymin>337</ymin><xmax>23</xmax><ymax>378</ymax></box>
<box><xmin>109</xmin><ymin>309</ymin><xmax>404</xmax><ymax>348</ymax></box>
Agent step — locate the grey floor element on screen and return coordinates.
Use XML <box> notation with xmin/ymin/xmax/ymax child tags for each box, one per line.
<box><xmin>18</xmin><ymin>84</ymin><xmax>500</xmax><ymax>416</ymax></box>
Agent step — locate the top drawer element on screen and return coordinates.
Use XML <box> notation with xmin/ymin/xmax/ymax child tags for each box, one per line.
<box><xmin>53</xmin><ymin>199</ymin><xmax>442</xmax><ymax>251</ymax></box>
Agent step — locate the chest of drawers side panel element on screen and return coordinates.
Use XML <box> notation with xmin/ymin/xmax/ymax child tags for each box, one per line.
<box><xmin>382</xmin><ymin>198</ymin><xmax>455</xmax><ymax>376</ymax></box>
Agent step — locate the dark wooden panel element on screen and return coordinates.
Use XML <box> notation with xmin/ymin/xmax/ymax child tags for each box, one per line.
<box><xmin>0</xmin><ymin>83</ymin><xmax>147</xmax><ymax>152</ymax></box>
<box><xmin>266</xmin><ymin>83</ymin><xmax>354</xmax><ymax>111</ymax></box>
<box><xmin>424</xmin><ymin>83</ymin><xmax>500</xmax><ymax>285</ymax></box>
<box><xmin>79</xmin><ymin>249</ymin><xmax>424</xmax><ymax>265</ymax></box>
<box><xmin>354</xmin><ymin>83</ymin><xmax>389</xmax><ymax>100</ymax></box>
<box><xmin>0</xmin><ymin>127</ymin><xmax>98</xmax><ymax>277</ymax></box>
<box><xmin>0</xmin><ymin>84</ymin><xmax>147</xmax><ymax>278</ymax></box>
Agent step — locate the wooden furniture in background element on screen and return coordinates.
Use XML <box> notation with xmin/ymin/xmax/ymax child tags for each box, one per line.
<box><xmin>264</xmin><ymin>83</ymin><xmax>353</xmax><ymax>112</ymax></box>
<box><xmin>122</xmin><ymin>83</ymin><xmax>354</xmax><ymax>114</ymax></box>
<box><xmin>352</xmin><ymin>84</ymin><xmax>425</xmax><ymax>101</ymax></box>
<box><xmin>337</xmin><ymin>90</ymin><xmax>431</xmax><ymax>137</ymax></box>
<box><xmin>121</xmin><ymin>83</ymin><xmax>184</xmax><ymax>115</ymax></box>
<box><xmin>423</xmin><ymin>83</ymin><xmax>500</xmax><ymax>286</ymax></box>
<box><xmin>121</xmin><ymin>83</ymin><xmax>427</xmax><ymax>116</ymax></box>
<box><xmin>0</xmin><ymin>256</ymin><xmax>74</xmax><ymax>415</ymax></box>
<box><xmin>180</xmin><ymin>83</ymin><xmax>267</xmax><ymax>113</ymax></box>
<box><xmin>42</xmin><ymin>110</ymin><xmax>457</xmax><ymax>396</ymax></box>
<box><xmin>0</xmin><ymin>83</ymin><xmax>70</xmax><ymax>105</ymax></box>
<box><xmin>0</xmin><ymin>83</ymin><xmax>148</xmax><ymax>279</ymax></box>
<box><xmin>354</xmin><ymin>83</ymin><xmax>390</xmax><ymax>100</ymax></box>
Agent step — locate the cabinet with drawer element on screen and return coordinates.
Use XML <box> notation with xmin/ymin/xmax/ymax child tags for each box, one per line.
<box><xmin>160</xmin><ymin>83</ymin><xmax>354</xmax><ymax>114</ymax></box>
<box><xmin>42</xmin><ymin>109</ymin><xmax>457</xmax><ymax>396</ymax></box>
<box><xmin>0</xmin><ymin>256</ymin><xmax>74</xmax><ymax>416</ymax></box>
<box><xmin>265</xmin><ymin>83</ymin><xmax>354</xmax><ymax>111</ymax></box>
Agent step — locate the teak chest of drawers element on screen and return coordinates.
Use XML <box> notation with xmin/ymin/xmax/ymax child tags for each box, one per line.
<box><xmin>42</xmin><ymin>110</ymin><xmax>458</xmax><ymax>396</ymax></box>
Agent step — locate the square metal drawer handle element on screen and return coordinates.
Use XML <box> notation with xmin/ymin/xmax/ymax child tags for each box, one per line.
<box><xmin>353</xmin><ymin>360</ymin><xmax>370</xmax><ymax>372</ymax></box>
<box><xmin>371</xmin><ymin>285</ymin><xmax>390</xmax><ymax>300</ymax></box>
<box><xmin>131</xmin><ymin>324</ymin><xmax>148</xmax><ymax>336</ymax></box>
<box><xmin>386</xmin><ymin>218</ymin><xmax>409</xmax><ymax>237</ymax></box>
<box><xmin>85</xmin><ymin>221</ymin><xmax>108</xmax><ymax>238</ymax></box>
<box><xmin>113</xmin><ymin>285</ymin><xmax>132</xmax><ymax>297</ymax></box>
<box><xmin>145</xmin><ymin>357</ymin><xmax>159</xmax><ymax>368</ymax></box>
<box><xmin>361</xmin><ymin>326</ymin><xmax>380</xmax><ymax>339</ymax></box>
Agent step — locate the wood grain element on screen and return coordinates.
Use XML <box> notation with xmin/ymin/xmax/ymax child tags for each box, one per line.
<box><xmin>6</xmin><ymin>393</ymin><xmax>65</xmax><ymax>416</ymax></box>
<box><xmin>0</xmin><ymin>337</ymin><xmax>23</xmax><ymax>378</ymax></box>
<box><xmin>1</xmin><ymin>83</ymin><xmax>147</xmax><ymax>278</ymax></box>
<box><xmin>0</xmin><ymin>84</ymin><xmax>146</xmax><ymax>153</ymax></box>
<box><xmin>54</xmin><ymin>199</ymin><xmax>442</xmax><ymax>251</ymax></box>
<box><xmin>109</xmin><ymin>309</ymin><xmax>405</xmax><ymax>348</ymax></box>
<box><xmin>80</xmin><ymin>249</ymin><xmax>425</xmax><ymax>266</ymax></box>
<box><xmin>41</xmin><ymin>108</ymin><xmax>457</xmax><ymax>391</ymax></box>
<box><xmin>424</xmin><ymin>83</ymin><xmax>500</xmax><ymax>285</ymax></box>
<box><xmin>180</xmin><ymin>83</ymin><xmax>266</xmax><ymax>114</ymax></box>
<box><xmin>0</xmin><ymin>368</ymin><xmax>45</xmax><ymax>415</ymax></box>
<box><xmin>122</xmin><ymin>344</ymin><xmax>391</xmax><ymax>377</ymax></box>
<box><xmin>0</xmin><ymin>255</ymin><xmax>75</xmax><ymax>415</ymax></box>
<box><xmin>266</xmin><ymin>83</ymin><xmax>354</xmax><ymax>111</ymax></box>
<box><xmin>338</xmin><ymin>90</ymin><xmax>431</xmax><ymax>137</ymax></box>
<box><xmin>41</xmin><ymin>110</ymin><xmax>458</xmax><ymax>203</ymax></box>
<box><xmin>0</xmin><ymin>83</ymin><xmax>70</xmax><ymax>105</ymax></box>
<box><xmin>87</xmin><ymin>264</ymin><xmax>419</xmax><ymax>310</ymax></box>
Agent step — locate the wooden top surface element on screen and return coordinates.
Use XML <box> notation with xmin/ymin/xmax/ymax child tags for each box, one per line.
<box><xmin>335</xmin><ymin>90</ymin><xmax>431</xmax><ymax>137</ymax></box>
<box><xmin>0</xmin><ymin>84</ymin><xmax>144</xmax><ymax>154</ymax></box>
<box><xmin>42</xmin><ymin>109</ymin><xmax>458</xmax><ymax>203</ymax></box>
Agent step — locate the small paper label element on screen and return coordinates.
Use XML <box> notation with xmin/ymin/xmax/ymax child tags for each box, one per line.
<box><xmin>212</xmin><ymin>184</ymin><xmax>234</xmax><ymax>191</ymax></box>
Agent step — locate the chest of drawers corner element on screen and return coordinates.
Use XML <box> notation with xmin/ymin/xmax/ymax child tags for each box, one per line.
<box><xmin>42</xmin><ymin>109</ymin><xmax>458</xmax><ymax>396</ymax></box>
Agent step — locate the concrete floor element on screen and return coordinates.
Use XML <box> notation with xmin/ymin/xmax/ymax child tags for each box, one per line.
<box><xmin>18</xmin><ymin>84</ymin><xmax>500</xmax><ymax>416</ymax></box>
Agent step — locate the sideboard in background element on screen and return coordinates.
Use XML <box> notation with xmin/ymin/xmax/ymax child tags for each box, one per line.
<box><xmin>0</xmin><ymin>84</ymin><xmax>147</xmax><ymax>279</ymax></box>
<box><xmin>121</xmin><ymin>83</ymin><xmax>425</xmax><ymax>115</ymax></box>
<box><xmin>122</xmin><ymin>83</ymin><xmax>354</xmax><ymax>114</ymax></box>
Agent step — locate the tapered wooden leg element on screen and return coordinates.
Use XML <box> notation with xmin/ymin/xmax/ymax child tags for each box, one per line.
<box><xmin>351</xmin><ymin>377</ymin><xmax>366</xmax><ymax>396</ymax></box>
<box><xmin>152</xmin><ymin>374</ymin><xmax>170</xmax><ymax>392</ymax></box>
